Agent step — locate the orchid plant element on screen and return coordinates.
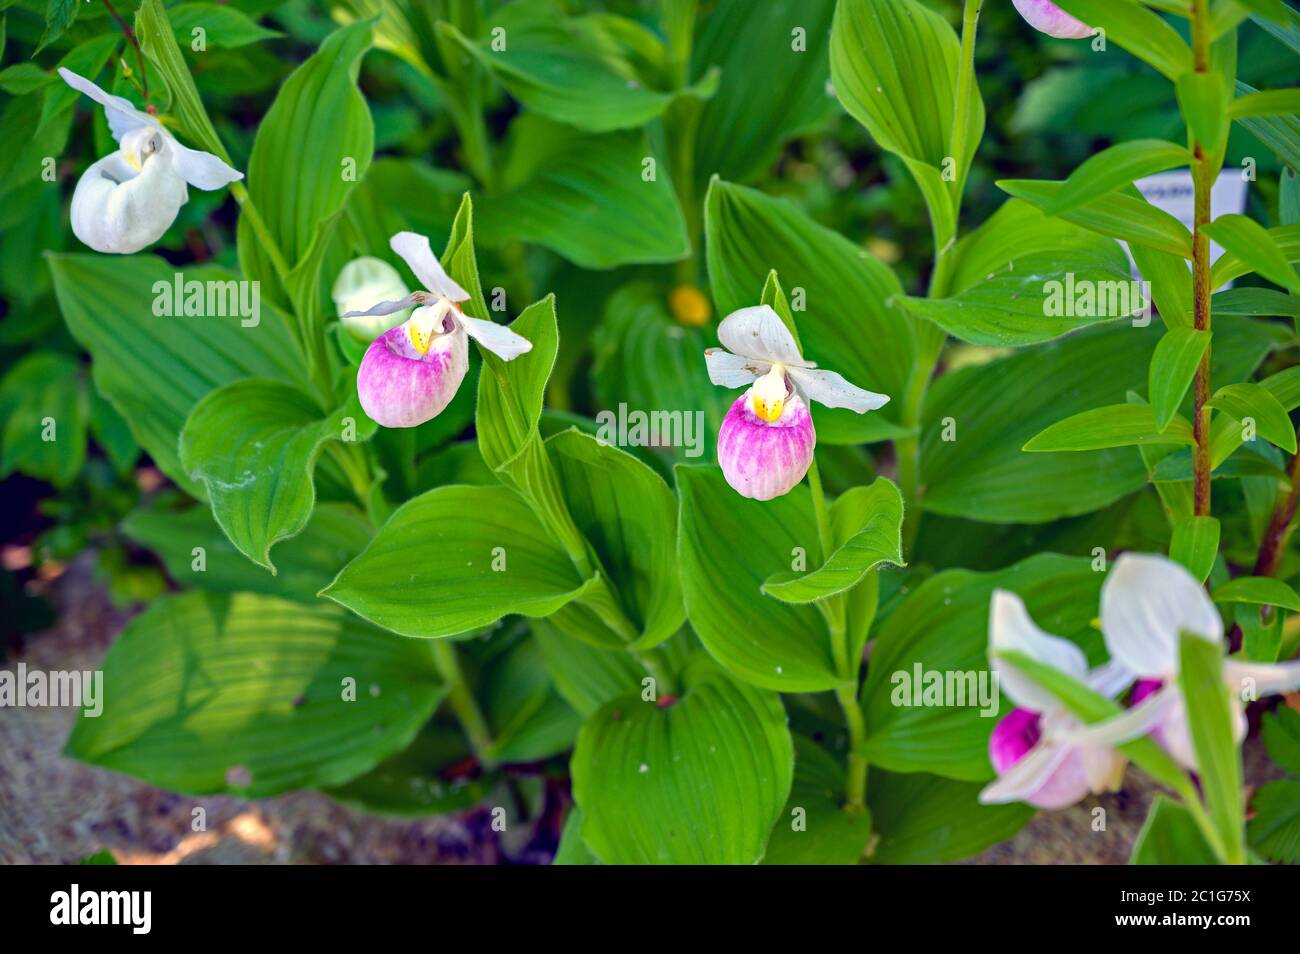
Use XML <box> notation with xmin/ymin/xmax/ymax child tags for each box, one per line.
<box><xmin>5</xmin><ymin>0</ymin><xmax>1299</xmax><ymax>866</ymax></box>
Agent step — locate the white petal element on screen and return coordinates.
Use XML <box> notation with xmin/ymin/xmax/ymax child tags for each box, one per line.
<box><xmin>1080</xmin><ymin>745</ymin><xmax>1127</xmax><ymax>794</ymax></box>
<box><xmin>786</xmin><ymin>366</ymin><xmax>890</xmax><ymax>413</ymax></box>
<box><xmin>1085</xmin><ymin>658</ymin><xmax>1135</xmax><ymax>699</ymax></box>
<box><xmin>704</xmin><ymin>348</ymin><xmax>769</xmax><ymax>388</ymax></box>
<box><xmin>989</xmin><ymin>589</ymin><xmax>1090</xmax><ymax>712</ymax></box>
<box><xmin>170</xmin><ymin>140</ymin><xmax>243</xmax><ymax>190</ymax></box>
<box><xmin>1056</xmin><ymin>685</ymin><xmax>1176</xmax><ymax>748</ymax></box>
<box><xmin>390</xmin><ymin>231</ymin><xmax>469</xmax><ymax>302</ymax></box>
<box><xmin>717</xmin><ymin>305</ymin><xmax>811</xmax><ymax>367</ymax></box>
<box><xmin>458</xmin><ymin>313</ymin><xmax>532</xmax><ymax>361</ymax></box>
<box><xmin>1223</xmin><ymin>658</ymin><xmax>1300</xmax><ymax>698</ymax></box>
<box><xmin>978</xmin><ymin>741</ymin><xmax>1074</xmax><ymax>804</ymax></box>
<box><xmin>1100</xmin><ymin>553</ymin><xmax>1222</xmax><ymax>678</ymax></box>
<box><xmin>69</xmin><ymin>152</ymin><xmax>187</xmax><ymax>254</ymax></box>
<box><xmin>58</xmin><ymin>67</ymin><xmax>157</xmax><ymax>142</ymax></box>
<box><xmin>340</xmin><ymin>292</ymin><xmax>429</xmax><ymax>319</ymax></box>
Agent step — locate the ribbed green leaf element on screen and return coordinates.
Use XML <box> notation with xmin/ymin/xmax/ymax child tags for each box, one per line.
<box><xmin>0</xmin><ymin>351</ymin><xmax>85</xmax><ymax>487</ymax></box>
<box><xmin>1025</xmin><ymin>404</ymin><xmax>1194</xmax><ymax>452</ymax></box>
<box><xmin>1052</xmin><ymin>0</ymin><xmax>1193</xmax><ymax>79</ymax></box>
<box><xmin>762</xmin><ymin>736</ymin><xmax>871</xmax><ymax>865</ymax></box>
<box><xmin>534</xmin><ymin>619</ymin><xmax>645</xmax><ymax>717</ymax></box>
<box><xmin>869</xmin><ymin>771</ymin><xmax>1033</xmax><ymax>864</ymax></box>
<box><xmin>1212</xmin><ymin>576</ymin><xmax>1300</xmax><ymax>612</ymax></box>
<box><xmin>1000</xmin><ymin>178</ymin><xmax>1193</xmax><ymax>258</ymax></box>
<box><xmin>1169</xmin><ymin>515</ymin><xmax>1220</xmax><ymax>584</ymax></box>
<box><xmin>1150</xmin><ymin>327</ymin><xmax>1211</xmax><ymax>430</ymax></box>
<box><xmin>1049</xmin><ymin>139</ymin><xmax>1191</xmax><ymax>215</ymax></box>
<box><xmin>1210</xmin><ymin>223</ymin><xmax>1300</xmax><ymax>289</ymax></box>
<box><xmin>1203</xmin><ymin>215</ymin><xmax>1300</xmax><ymax>294</ymax></box>
<box><xmin>1248</xmin><ymin>780</ymin><xmax>1300</xmax><ymax>863</ymax></box>
<box><xmin>1207</xmin><ymin>382</ymin><xmax>1297</xmax><ymax>453</ymax></box>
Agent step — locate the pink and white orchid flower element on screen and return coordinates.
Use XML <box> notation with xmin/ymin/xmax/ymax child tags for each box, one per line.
<box><xmin>1012</xmin><ymin>0</ymin><xmax>1093</xmax><ymax>39</ymax></box>
<box><xmin>1088</xmin><ymin>554</ymin><xmax>1300</xmax><ymax>771</ymax></box>
<box><xmin>704</xmin><ymin>305</ymin><xmax>889</xmax><ymax>500</ymax></box>
<box><xmin>58</xmin><ymin>69</ymin><xmax>242</xmax><ymax>254</ymax></box>
<box><xmin>980</xmin><ymin>591</ymin><xmax>1130</xmax><ymax>809</ymax></box>
<box><xmin>342</xmin><ymin>232</ymin><xmax>532</xmax><ymax>429</ymax></box>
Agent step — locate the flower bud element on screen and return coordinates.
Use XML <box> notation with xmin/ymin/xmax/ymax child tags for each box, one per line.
<box><xmin>332</xmin><ymin>257</ymin><xmax>412</xmax><ymax>343</ymax></box>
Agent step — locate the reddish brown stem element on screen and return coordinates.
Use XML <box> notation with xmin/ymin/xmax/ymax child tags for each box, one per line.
<box><xmin>101</xmin><ymin>0</ymin><xmax>149</xmax><ymax>105</ymax></box>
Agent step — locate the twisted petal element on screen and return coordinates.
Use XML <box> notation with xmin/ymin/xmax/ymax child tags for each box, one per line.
<box><xmin>1100</xmin><ymin>553</ymin><xmax>1222</xmax><ymax>679</ymax></box>
<box><xmin>458</xmin><ymin>313</ymin><xmax>532</xmax><ymax>360</ymax></box>
<box><xmin>717</xmin><ymin>392</ymin><xmax>815</xmax><ymax>501</ymax></box>
<box><xmin>356</xmin><ymin>322</ymin><xmax>469</xmax><ymax>428</ymax></box>
<box><xmin>58</xmin><ymin>67</ymin><xmax>156</xmax><ymax>141</ymax></box>
<box><xmin>786</xmin><ymin>365</ymin><xmax>890</xmax><ymax>413</ymax></box>
<box><xmin>70</xmin><ymin>151</ymin><xmax>188</xmax><ymax>254</ymax></box>
<box><xmin>1012</xmin><ymin>0</ymin><xmax>1093</xmax><ymax>39</ymax></box>
<box><xmin>989</xmin><ymin>589</ymin><xmax>1089</xmax><ymax>713</ymax></box>
<box><xmin>703</xmin><ymin>348</ymin><xmax>771</xmax><ymax>388</ymax></box>
<box><xmin>391</xmin><ymin>231</ymin><xmax>469</xmax><ymax>302</ymax></box>
<box><xmin>717</xmin><ymin>305</ymin><xmax>812</xmax><ymax>368</ymax></box>
<box><xmin>170</xmin><ymin>141</ymin><xmax>243</xmax><ymax>190</ymax></box>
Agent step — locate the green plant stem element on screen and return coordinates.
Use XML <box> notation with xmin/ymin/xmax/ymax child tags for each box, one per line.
<box><xmin>326</xmin><ymin>442</ymin><xmax>371</xmax><ymax>508</ymax></box>
<box><xmin>947</xmin><ymin>0</ymin><xmax>983</xmax><ymax>206</ymax></box>
<box><xmin>228</xmin><ymin>182</ymin><xmax>291</xmax><ymax>281</ymax></box>
<box><xmin>837</xmin><ymin>684</ymin><xmax>869</xmax><ymax>813</ymax></box>
<box><xmin>431</xmin><ymin>639</ymin><xmax>497</xmax><ymax>770</ymax></box>
<box><xmin>1190</xmin><ymin>0</ymin><xmax>1214</xmax><ymax>517</ymax></box>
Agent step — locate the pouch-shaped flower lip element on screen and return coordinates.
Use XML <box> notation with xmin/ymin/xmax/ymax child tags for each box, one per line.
<box><xmin>346</xmin><ymin>232</ymin><xmax>533</xmax><ymax>428</ymax></box>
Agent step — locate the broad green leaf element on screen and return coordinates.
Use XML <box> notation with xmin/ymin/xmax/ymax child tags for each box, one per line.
<box><xmin>869</xmin><ymin>771</ymin><xmax>1033</xmax><ymax>864</ymax></box>
<box><xmin>1131</xmin><ymin>795</ymin><xmax>1221</xmax><ymax>864</ymax></box>
<box><xmin>1131</xmin><ymin>242</ymin><xmax>1194</xmax><ymax>328</ymax></box>
<box><xmin>88</xmin><ymin>388</ymin><xmax>139</xmax><ymax>475</ymax></box>
<box><xmin>1150</xmin><ymin>328</ymin><xmax>1210</xmax><ymax>430</ymax></box>
<box><xmin>1178</xmin><ymin>630</ymin><xmax>1245</xmax><ymax>864</ymax></box>
<box><xmin>763</xmin><ymin>736</ymin><xmax>871</xmax><ymax>865</ymax></box>
<box><xmin>1052</xmin><ymin>0</ymin><xmax>1193</xmax><ymax>79</ymax></box>
<box><xmin>676</xmin><ymin>465</ymin><xmax>837</xmax><ymax>691</ymax></box>
<box><xmin>1169</xmin><ymin>515</ymin><xmax>1220</xmax><ymax>584</ymax></box>
<box><xmin>440</xmin><ymin>1</ymin><xmax>679</xmax><ymax>134</ymax></box>
<box><xmin>48</xmin><ymin>254</ymin><xmax>305</xmax><ymax>494</ymax></box>
<box><xmin>1176</xmin><ymin>70</ymin><xmax>1228</xmax><ymax>152</ymax></box>
<box><xmin>1207</xmin><ymin>382</ymin><xmax>1297</xmax><ymax>453</ymax></box>
<box><xmin>123</xmin><ymin>501</ymin><xmax>372</xmax><ymax>602</ymax></box>
<box><xmin>476</xmin><ymin>116</ymin><xmax>688</xmax><ymax>269</ymax></box>
<box><xmin>1048</xmin><ymin>140</ymin><xmax>1191</xmax><ymax>214</ymax></box>
<box><xmin>476</xmin><ymin>297</ymin><xmax>557</xmax><ymax>470</ymax></box>
<box><xmin>763</xmin><ymin>477</ymin><xmax>904</xmax><ymax>603</ymax></box>
<box><xmin>179</xmin><ymin>379</ymin><xmax>374</xmax><ymax>571</ymax></box>
<box><xmin>1025</xmin><ymin>404</ymin><xmax>1195</xmax><ymax>452</ymax></box>
<box><xmin>481</xmin><ymin>637</ymin><xmax>580</xmax><ymax>764</ymax></box>
<box><xmin>1210</xmin><ymin>223</ymin><xmax>1300</xmax><ymax>290</ymax></box>
<box><xmin>1252</xmin><ymin>6</ymin><xmax>1300</xmax><ymax>52</ymax></box>
<box><xmin>1204</xmin><ymin>215</ymin><xmax>1300</xmax><ymax>294</ymax></box>
<box><xmin>1248</xmin><ymin>780</ymin><xmax>1300</xmax><ymax>863</ymax></box>
<box><xmin>534</xmin><ymin>619</ymin><xmax>645</xmax><ymax>717</ymax></box>
<box><xmin>1000</xmin><ymin>179</ymin><xmax>1193</xmax><ymax>259</ymax></box>
<box><xmin>321</xmin><ymin>484</ymin><xmax>594</xmax><ymax>638</ymax></box>
<box><xmin>0</xmin><ymin>351</ymin><xmax>85</xmax><ymax>487</ymax></box>
<box><xmin>0</xmin><ymin>64</ymin><xmax>54</xmax><ymax>96</ymax></box>
<box><xmin>1212</xmin><ymin>287</ymin><xmax>1300</xmax><ymax>318</ymax></box>
<box><xmin>553</xmin><ymin>807</ymin><xmax>600</xmax><ymax>865</ymax></box>
<box><xmin>1211</xmin><ymin>576</ymin><xmax>1300</xmax><ymax>612</ymax></box>
<box><xmin>705</xmin><ymin>178</ymin><xmax>913</xmax><ymax>442</ymax></box>
<box><xmin>571</xmin><ymin>654</ymin><xmax>793</xmax><ymax>864</ymax></box>
<box><xmin>691</xmin><ymin>0</ymin><xmax>836</xmax><ymax>186</ymax></box>
<box><xmin>134</xmin><ymin>0</ymin><xmax>229</xmax><ymax>160</ymax></box>
<box><xmin>862</xmin><ymin>553</ymin><xmax>1102</xmax><ymax>781</ymax></box>
<box><xmin>65</xmin><ymin>592</ymin><xmax>445</xmax><ymax>797</ymax></box>
<box><xmin>167</xmin><ymin>3</ymin><xmax>283</xmax><ymax>49</ymax></box>
<box><xmin>1261</xmin><ymin>707</ymin><xmax>1300</xmax><ymax>774</ymax></box>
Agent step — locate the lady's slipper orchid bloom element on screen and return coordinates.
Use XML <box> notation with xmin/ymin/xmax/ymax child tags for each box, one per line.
<box><xmin>1012</xmin><ymin>0</ymin><xmax>1093</xmax><ymax>39</ymax></box>
<box><xmin>980</xmin><ymin>591</ymin><xmax>1131</xmax><ymax>809</ymax></box>
<box><xmin>58</xmin><ymin>69</ymin><xmax>242</xmax><ymax>254</ymax></box>
<box><xmin>343</xmin><ymin>232</ymin><xmax>532</xmax><ymax>428</ymax></box>
<box><xmin>704</xmin><ymin>305</ymin><xmax>889</xmax><ymax>500</ymax></box>
<box><xmin>332</xmin><ymin>257</ymin><xmax>412</xmax><ymax>343</ymax></box>
<box><xmin>1088</xmin><ymin>554</ymin><xmax>1300</xmax><ymax>771</ymax></box>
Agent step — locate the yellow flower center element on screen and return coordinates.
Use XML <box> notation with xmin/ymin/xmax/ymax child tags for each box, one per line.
<box><xmin>749</xmin><ymin>365</ymin><xmax>787</xmax><ymax>423</ymax></box>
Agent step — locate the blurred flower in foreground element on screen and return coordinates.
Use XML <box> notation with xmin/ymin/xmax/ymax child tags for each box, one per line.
<box><xmin>58</xmin><ymin>69</ymin><xmax>242</xmax><ymax>254</ymax></box>
<box><xmin>332</xmin><ymin>257</ymin><xmax>412</xmax><ymax>343</ymax></box>
<box><xmin>669</xmin><ymin>285</ymin><xmax>711</xmax><ymax>327</ymax></box>
<box><xmin>1012</xmin><ymin>0</ymin><xmax>1093</xmax><ymax>39</ymax></box>
<box><xmin>342</xmin><ymin>232</ymin><xmax>532</xmax><ymax>428</ymax></box>
<box><xmin>704</xmin><ymin>305</ymin><xmax>888</xmax><ymax>500</ymax></box>
<box><xmin>981</xmin><ymin>591</ymin><xmax>1130</xmax><ymax>809</ymax></box>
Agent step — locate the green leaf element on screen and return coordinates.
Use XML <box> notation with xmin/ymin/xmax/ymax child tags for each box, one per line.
<box><xmin>863</xmin><ymin>553</ymin><xmax>1101</xmax><ymax>780</ymax></box>
<box><xmin>571</xmin><ymin>654</ymin><xmax>793</xmax><ymax>864</ymax></box>
<box><xmin>123</xmin><ymin>500</ymin><xmax>372</xmax><ymax>602</ymax></box>
<box><xmin>321</xmin><ymin>484</ymin><xmax>594</xmax><ymax>638</ymax></box>
<box><xmin>1212</xmin><ymin>287</ymin><xmax>1300</xmax><ymax>318</ymax></box>
<box><xmin>1169</xmin><ymin>515</ymin><xmax>1220</xmax><ymax>584</ymax></box>
<box><xmin>1025</xmin><ymin>404</ymin><xmax>1195</xmax><ymax>452</ymax></box>
<box><xmin>553</xmin><ymin>807</ymin><xmax>600</xmax><ymax>865</ymax></box>
<box><xmin>48</xmin><ymin>254</ymin><xmax>305</xmax><ymax>494</ymax></box>
<box><xmin>65</xmin><ymin>592</ymin><xmax>445</xmax><ymax>797</ymax></box>
<box><xmin>167</xmin><ymin>3</ymin><xmax>283</xmax><ymax>49</ymax></box>
<box><xmin>0</xmin><ymin>63</ymin><xmax>55</xmax><ymax>96</ymax></box>
<box><xmin>762</xmin><ymin>736</ymin><xmax>872</xmax><ymax>865</ymax></box>
<box><xmin>691</xmin><ymin>0</ymin><xmax>836</xmax><ymax>186</ymax></box>
<box><xmin>676</xmin><ymin>465</ymin><xmax>837</xmax><ymax>691</ymax></box>
<box><xmin>78</xmin><ymin>850</ymin><xmax>117</xmax><ymax>866</ymax></box>
<box><xmin>440</xmin><ymin>1</ymin><xmax>679</xmax><ymax>134</ymax></box>
<box><xmin>1207</xmin><ymin>382</ymin><xmax>1297</xmax><ymax>453</ymax></box>
<box><xmin>1211</xmin><ymin>223</ymin><xmax>1300</xmax><ymax>290</ymax></box>
<box><xmin>1211</xmin><ymin>576</ymin><xmax>1300</xmax><ymax>612</ymax></box>
<box><xmin>1203</xmin><ymin>215</ymin><xmax>1300</xmax><ymax>294</ymax></box>
<box><xmin>1233</xmin><ymin>0</ymin><xmax>1293</xmax><ymax>27</ymax></box>
<box><xmin>481</xmin><ymin>637</ymin><xmax>580</xmax><ymax>764</ymax></box>
<box><xmin>705</xmin><ymin>178</ymin><xmax>912</xmax><ymax>442</ymax></box>
<box><xmin>1175</xmin><ymin>70</ymin><xmax>1228</xmax><ymax>153</ymax></box>
<box><xmin>869</xmin><ymin>771</ymin><xmax>1033</xmax><ymax>864</ymax></box>
<box><xmin>238</xmin><ymin>20</ymin><xmax>374</xmax><ymax>295</ymax></box>
<box><xmin>1229</xmin><ymin>87</ymin><xmax>1300</xmax><ymax>119</ymax></box>
<box><xmin>35</xmin><ymin>0</ymin><xmax>78</xmax><ymax>55</ymax></box>
<box><xmin>1052</xmin><ymin>0</ymin><xmax>1193</xmax><ymax>79</ymax></box>
<box><xmin>476</xmin><ymin>297</ymin><xmax>557</xmax><ymax>471</ymax></box>
<box><xmin>0</xmin><ymin>351</ymin><xmax>85</xmax><ymax>487</ymax></box>
<box><xmin>1131</xmin><ymin>795</ymin><xmax>1221</xmax><ymax>864</ymax></box>
<box><xmin>1231</xmin><ymin>83</ymin><xmax>1300</xmax><ymax>170</ymax></box>
<box><xmin>534</xmin><ymin>619</ymin><xmax>645</xmax><ymax>717</ymax></box>
<box><xmin>1248</xmin><ymin>780</ymin><xmax>1300</xmax><ymax>863</ymax></box>
<box><xmin>134</xmin><ymin>0</ymin><xmax>226</xmax><ymax>158</ymax></box>
<box><xmin>1261</xmin><ymin>706</ymin><xmax>1300</xmax><ymax>774</ymax></box>
<box><xmin>1178</xmin><ymin>630</ymin><xmax>1244</xmax><ymax>864</ymax></box>
<box><xmin>1048</xmin><ymin>140</ymin><xmax>1191</xmax><ymax>215</ymax></box>
<box><xmin>475</xmin><ymin>116</ymin><xmax>688</xmax><ymax>269</ymax></box>
<box><xmin>1150</xmin><ymin>328</ymin><xmax>1211</xmax><ymax>431</ymax></box>
<box><xmin>763</xmin><ymin>478</ymin><xmax>904</xmax><ymax>603</ymax></box>
<box><xmin>1000</xmin><ymin>179</ymin><xmax>1193</xmax><ymax>259</ymax></box>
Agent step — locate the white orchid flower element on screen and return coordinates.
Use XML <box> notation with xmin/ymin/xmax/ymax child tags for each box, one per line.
<box><xmin>704</xmin><ymin>304</ymin><xmax>889</xmax><ymax>500</ymax></box>
<box><xmin>332</xmin><ymin>257</ymin><xmax>412</xmax><ymax>343</ymax></box>
<box><xmin>58</xmin><ymin>69</ymin><xmax>242</xmax><ymax>254</ymax></box>
<box><xmin>343</xmin><ymin>231</ymin><xmax>532</xmax><ymax>429</ymax></box>
<box><xmin>980</xmin><ymin>590</ymin><xmax>1131</xmax><ymax>809</ymax></box>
